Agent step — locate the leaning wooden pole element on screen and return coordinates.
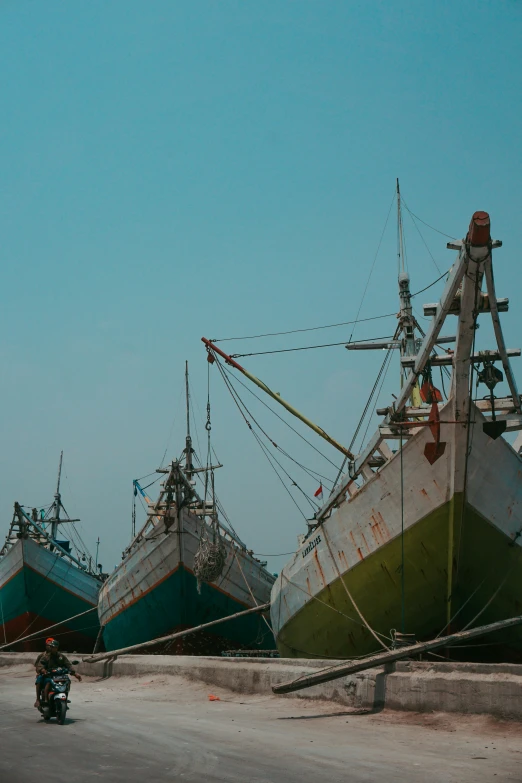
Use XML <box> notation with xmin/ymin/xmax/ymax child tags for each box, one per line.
<box><xmin>273</xmin><ymin>613</ymin><xmax>522</xmax><ymax>694</ymax></box>
<box><xmin>92</xmin><ymin>625</ymin><xmax>105</xmax><ymax>655</ymax></box>
<box><xmin>0</xmin><ymin>607</ymin><xmax>97</xmax><ymax>652</ymax></box>
<box><xmin>202</xmin><ymin>338</ymin><xmax>354</xmax><ymax>460</ymax></box>
<box><xmin>83</xmin><ymin>602</ymin><xmax>271</xmax><ymax>663</ymax></box>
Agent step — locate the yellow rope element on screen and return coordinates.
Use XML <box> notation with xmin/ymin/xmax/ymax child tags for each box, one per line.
<box><xmin>233</xmin><ymin>550</ymin><xmax>274</xmax><ymax>636</ymax></box>
<box><xmin>321</xmin><ymin>525</ymin><xmax>390</xmax><ymax>651</ymax></box>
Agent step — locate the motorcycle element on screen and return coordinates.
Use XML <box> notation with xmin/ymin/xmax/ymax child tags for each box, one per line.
<box><xmin>38</xmin><ymin>663</ymin><xmax>79</xmax><ymax>725</ymax></box>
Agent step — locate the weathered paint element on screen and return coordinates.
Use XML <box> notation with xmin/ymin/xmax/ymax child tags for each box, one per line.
<box><xmin>271</xmin><ymin>401</ymin><xmax>522</xmax><ymax>661</ymax></box>
<box><xmin>0</xmin><ymin>538</ymin><xmax>100</xmax><ymax>652</ymax></box>
<box><xmin>274</xmin><ymin>496</ymin><xmax>522</xmax><ymax>660</ymax></box>
<box><xmin>99</xmin><ymin>507</ymin><xmax>275</xmax><ymax>653</ymax></box>
<box><xmin>102</xmin><ymin>564</ymin><xmax>274</xmax><ymax>654</ymax></box>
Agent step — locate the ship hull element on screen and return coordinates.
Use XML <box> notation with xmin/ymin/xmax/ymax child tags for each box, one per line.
<box><xmin>271</xmin><ymin>403</ymin><xmax>522</xmax><ymax>661</ymax></box>
<box><xmin>99</xmin><ymin>508</ymin><xmax>275</xmax><ymax>653</ymax></box>
<box><xmin>0</xmin><ymin>538</ymin><xmax>101</xmax><ymax>653</ymax></box>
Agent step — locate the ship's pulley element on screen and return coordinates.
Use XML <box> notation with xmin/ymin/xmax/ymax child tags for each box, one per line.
<box><xmin>477</xmin><ymin>360</ymin><xmax>503</xmax><ymax>391</ymax></box>
<box><xmin>478</xmin><ymin>360</ymin><xmax>506</xmax><ymax>440</ymax></box>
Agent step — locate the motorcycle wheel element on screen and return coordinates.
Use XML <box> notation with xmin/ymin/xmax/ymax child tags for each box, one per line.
<box><xmin>40</xmin><ymin>703</ymin><xmax>51</xmax><ymax>721</ymax></box>
<box><xmin>57</xmin><ymin>701</ymin><xmax>67</xmax><ymax>725</ymax></box>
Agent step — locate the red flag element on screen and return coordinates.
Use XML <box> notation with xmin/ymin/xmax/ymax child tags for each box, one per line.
<box><xmin>314</xmin><ymin>483</ymin><xmax>323</xmax><ymax>498</ymax></box>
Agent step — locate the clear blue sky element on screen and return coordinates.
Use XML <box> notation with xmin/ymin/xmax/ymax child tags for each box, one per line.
<box><xmin>1</xmin><ymin>1</ymin><xmax>521</xmax><ymax>573</ymax></box>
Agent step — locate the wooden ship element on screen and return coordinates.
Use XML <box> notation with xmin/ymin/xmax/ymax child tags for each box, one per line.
<box><xmin>0</xmin><ymin>454</ymin><xmax>103</xmax><ymax>652</ymax></box>
<box><xmin>97</xmin><ymin>364</ymin><xmax>275</xmax><ymax>654</ymax></box>
<box><xmin>204</xmin><ymin>192</ymin><xmax>522</xmax><ymax>662</ymax></box>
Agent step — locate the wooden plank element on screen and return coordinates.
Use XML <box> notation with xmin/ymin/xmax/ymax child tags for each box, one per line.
<box><xmin>272</xmin><ymin>613</ymin><xmax>522</xmax><ymax>694</ymax></box>
<box><xmin>85</xmin><ymin>602</ymin><xmax>271</xmax><ymax>663</ymax></box>
<box><xmin>0</xmin><ymin>608</ymin><xmax>97</xmax><ymax>652</ymax></box>
<box><xmin>400</xmin><ymin>349</ymin><xmax>520</xmax><ymax>367</ymax></box>
<box><xmin>484</xmin><ymin>257</ymin><xmax>521</xmax><ymax>413</ymax></box>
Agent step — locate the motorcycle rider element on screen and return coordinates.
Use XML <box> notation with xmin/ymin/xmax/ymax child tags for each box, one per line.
<box><xmin>34</xmin><ymin>638</ymin><xmax>82</xmax><ymax>708</ymax></box>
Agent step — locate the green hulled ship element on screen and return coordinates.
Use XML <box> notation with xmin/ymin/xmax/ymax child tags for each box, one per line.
<box><xmin>269</xmin><ymin>199</ymin><xmax>522</xmax><ymax>661</ymax></box>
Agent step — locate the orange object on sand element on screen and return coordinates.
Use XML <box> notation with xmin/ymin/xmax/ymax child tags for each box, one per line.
<box><xmin>208</xmin><ymin>694</ymin><xmax>220</xmax><ymax>701</ymax></box>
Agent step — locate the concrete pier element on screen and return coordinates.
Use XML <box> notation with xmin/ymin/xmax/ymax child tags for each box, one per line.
<box><xmin>2</xmin><ymin>652</ymin><xmax>522</xmax><ymax>721</ymax></box>
<box><xmin>1</xmin><ymin>659</ymin><xmax>521</xmax><ymax>782</ymax></box>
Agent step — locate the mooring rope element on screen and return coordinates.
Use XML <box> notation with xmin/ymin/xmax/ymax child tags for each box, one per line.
<box><xmin>321</xmin><ymin>525</ymin><xmax>390</xmax><ymax>651</ymax></box>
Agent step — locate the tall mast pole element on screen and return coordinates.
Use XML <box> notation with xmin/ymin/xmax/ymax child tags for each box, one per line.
<box><xmin>396</xmin><ymin>179</ymin><xmax>416</xmax><ymax>379</ymax></box>
<box><xmin>397</xmin><ymin>178</ymin><xmax>405</xmax><ymax>276</ymax></box>
<box><xmin>185</xmin><ymin>361</ymin><xmax>193</xmax><ymax>476</ymax></box>
<box><xmin>51</xmin><ymin>451</ymin><xmax>63</xmax><ymax>541</ymax></box>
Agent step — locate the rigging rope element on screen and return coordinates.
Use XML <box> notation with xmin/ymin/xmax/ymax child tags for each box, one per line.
<box><xmin>189</xmin><ymin>447</ymin><xmax>241</xmax><ymax>541</ymax></box>
<box><xmin>159</xmin><ymin>380</ymin><xmax>186</xmax><ymax>468</ymax></box>
<box><xmin>411</xmin><ymin>269</ymin><xmax>449</xmax><ymax>297</ymax></box>
<box><xmin>279</xmin><ymin>571</ymin><xmax>391</xmax><ymax>640</ymax></box>
<box><xmin>230</xmin><ymin>334</ymin><xmax>394</xmax><ymax>359</ymax></box>
<box><xmin>331</xmin><ymin>337</ymin><xmax>397</xmax><ymax>492</ymax></box>
<box><xmin>403</xmin><ymin>201</ymin><xmax>442</xmax><ymax>274</ymax></box>
<box><xmin>136</xmin><ymin>470</ymin><xmax>160</xmax><ymax>483</ymax></box>
<box><xmin>460</xmin><ymin>571</ymin><xmax>512</xmax><ymax>633</ymax></box>
<box><xmin>216</xmin><ymin>359</ymin><xmax>328</xmax><ymax>503</ymax></box>
<box><xmin>218</xmin><ymin>366</ymin><xmax>339</xmax><ymax>468</ymax></box>
<box><xmin>401</xmin><ymin>199</ymin><xmax>458</xmax><ymax>241</ymax></box>
<box><xmin>329</xmin><ymin>263</ymin><xmax>450</xmax><ymax>495</ymax></box>
<box><xmin>435</xmin><ymin>575</ymin><xmax>488</xmax><ymax>639</ymax></box>
<box><xmin>193</xmin><ymin>372</ymin><xmax>227</xmax><ymax>592</ymax></box>
<box><xmin>12</xmin><ymin>557</ymin><xmax>74</xmax><ymax>642</ymax></box>
<box><xmin>233</xmin><ymin>550</ymin><xmax>274</xmax><ymax>636</ymax></box>
<box><xmin>211</xmin><ymin>312</ymin><xmax>397</xmax><ymax>343</ymax></box>
<box><xmin>189</xmin><ymin>385</ymin><xmax>203</xmax><ymax>460</ymax></box>
<box><xmin>348</xmin><ymin>188</ymin><xmax>396</xmax><ymax>344</ymax></box>
<box><xmin>221</xmin><ymin>368</ymin><xmax>334</xmax><ymax>486</ymax></box>
<box><xmin>210</xmin><ymin>270</ymin><xmax>445</xmax><ymax>355</ymax></box>
<box><xmin>140</xmin><ymin>475</ymin><xmax>163</xmax><ymax>491</ymax></box>
<box><xmin>321</xmin><ymin>525</ymin><xmax>390</xmax><ymax>651</ymax></box>
<box><xmin>214</xmin><ymin>357</ymin><xmax>310</xmax><ymax>521</ymax></box>
<box><xmin>356</xmin><ymin>344</ymin><xmax>395</xmax><ymax>455</ymax></box>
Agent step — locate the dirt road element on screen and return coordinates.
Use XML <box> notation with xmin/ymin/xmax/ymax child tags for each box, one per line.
<box><xmin>0</xmin><ymin>664</ymin><xmax>520</xmax><ymax>782</ymax></box>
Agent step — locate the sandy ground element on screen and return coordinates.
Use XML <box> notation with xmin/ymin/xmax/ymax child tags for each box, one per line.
<box><xmin>0</xmin><ymin>664</ymin><xmax>521</xmax><ymax>782</ymax></box>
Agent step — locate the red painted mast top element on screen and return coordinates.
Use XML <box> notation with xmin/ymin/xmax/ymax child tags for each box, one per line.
<box><xmin>467</xmin><ymin>210</ymin><xmax>490</xmax><ymax>246</ymax></box>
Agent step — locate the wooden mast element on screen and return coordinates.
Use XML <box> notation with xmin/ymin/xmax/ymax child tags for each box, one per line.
<box><xmin>184</xmin><ymin>360</ymin><xmax>193</xmax><ymax>477</ymax></box>
<box><xmin>396</xmin><ymin>179</ymin><xmax>417</xmax><ymax>384</ymax></box>
<box><xmin>50</xmin><ymin>451</ymin><xmax>63</xmax><ymax>541</ymax></box>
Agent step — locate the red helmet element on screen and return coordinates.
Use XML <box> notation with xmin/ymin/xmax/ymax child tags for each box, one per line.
<box><xmin>45</xmin><ymin>638</ymin><xmax>58</xmax><ymax>647</ymax></box>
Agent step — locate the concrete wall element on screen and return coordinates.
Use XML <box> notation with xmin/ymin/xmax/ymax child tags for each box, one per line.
<box><xmin>78</xmin><ymin>655</ymin><xmax>522</xmax><ymax>721</ymax></box>
<box><xmin>2</xmin><ymin>652</ymin><xmax>521</xmax><ymax>721</ymax></box>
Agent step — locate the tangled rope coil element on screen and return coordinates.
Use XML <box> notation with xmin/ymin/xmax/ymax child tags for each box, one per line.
<box><xmin>193</xmin><ymin>525</ymin><xmax>227</xmax><ymax>593</ymax></box>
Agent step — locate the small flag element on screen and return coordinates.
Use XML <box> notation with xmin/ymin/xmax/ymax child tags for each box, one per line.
<box><xmin>314</xmin><ymin>483</ymin><xmax>323</xmax><ymax>498</ymax></box>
